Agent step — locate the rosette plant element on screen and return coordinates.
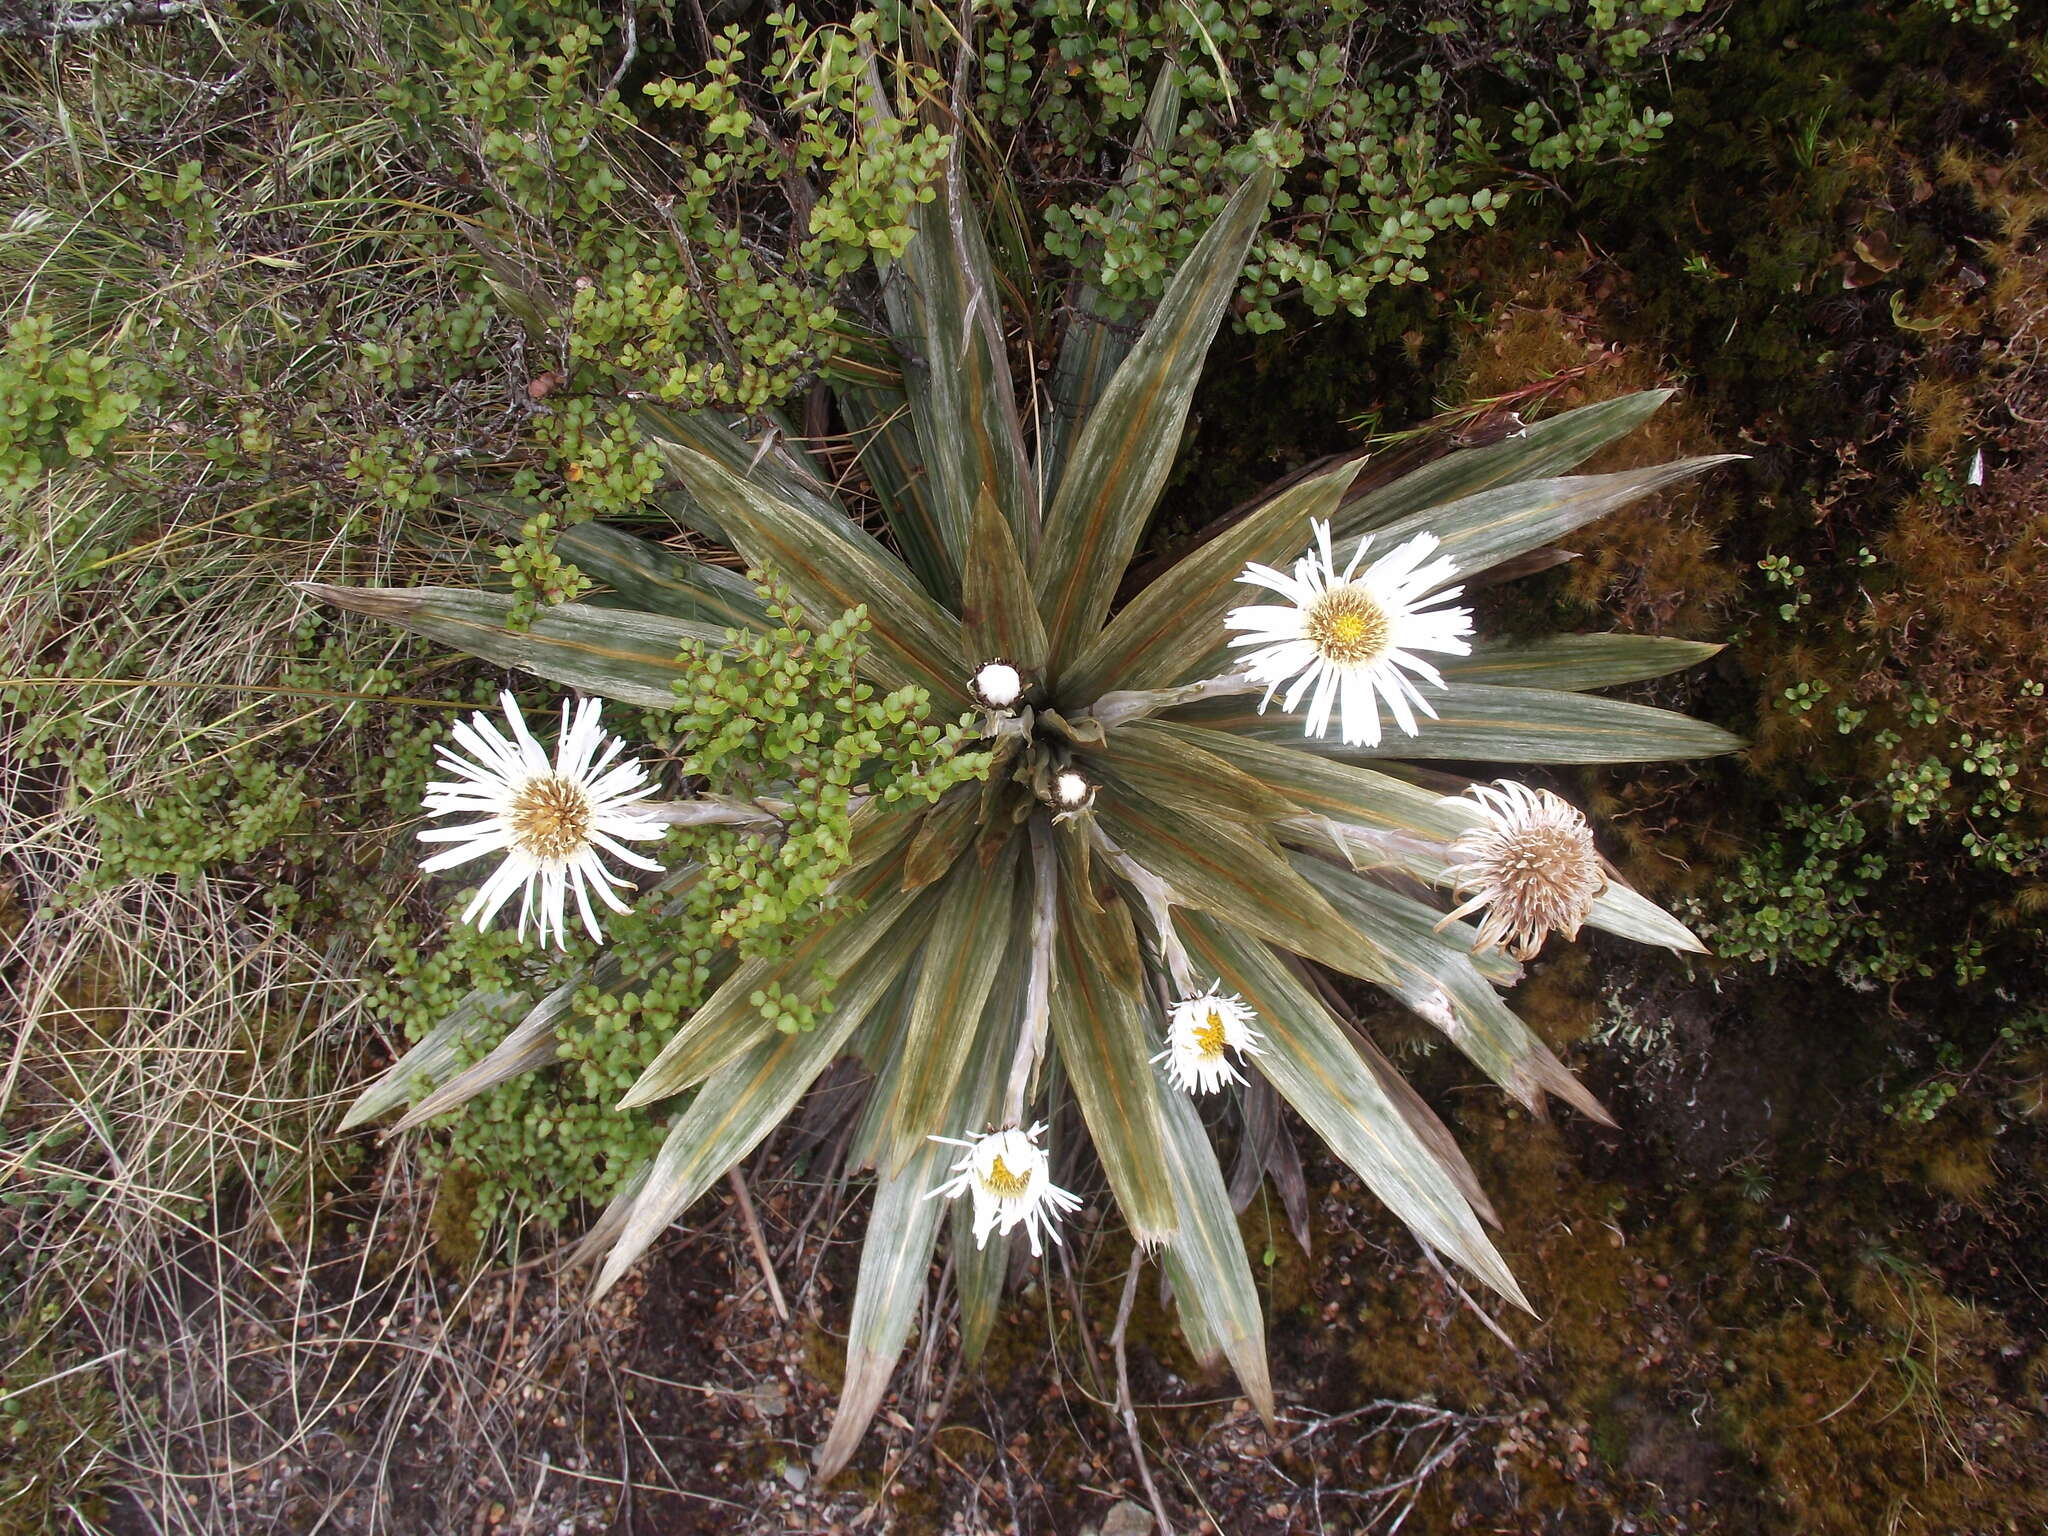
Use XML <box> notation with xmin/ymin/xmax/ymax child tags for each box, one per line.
<box><xmin>321</xmin><ymin>83</ymin><xmax>1739</xmax><ymax>1475</ymax></box>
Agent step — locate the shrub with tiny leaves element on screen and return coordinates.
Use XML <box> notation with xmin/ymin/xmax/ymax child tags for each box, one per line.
<box><xmin>960</xmin><ymin>0</ymin><xmax>1722</xmax><ymax>331</ymax></box>
<box><xmin>0</xmin><ymin>316</ymin><xmax>141</xmax><ymax>512</ymax></box>
<box><xmin>363</xmin><ymin>908</ymin><xmax>690</xmax><ymax>1237</ymax></box>
<box><xmin>355</xmin><ymin>578</ymin><xmax>988</xmax><ymax>1232</ymax></box>
<box><xmin>657</xmin><ymin>575</ymin><xmax>991</xmax><ymax>1020</ymax></box>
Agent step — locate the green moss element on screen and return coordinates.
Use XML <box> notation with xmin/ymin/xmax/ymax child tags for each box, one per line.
<box><xmin>0</xmin><ymin>1316</ymin><xmax>120</xmax><ymax>1536</ymax></box>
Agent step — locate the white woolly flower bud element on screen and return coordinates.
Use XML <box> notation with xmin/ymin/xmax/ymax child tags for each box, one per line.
<box><xmin>1046</xmin><ymin>770</ymin><xmax>1096</xmax><ymax>823</ymax></box>
<box><xmin>973</xmin><ymin>660</ymin><xmax>1024</xmax><ymax>709</ymax></box>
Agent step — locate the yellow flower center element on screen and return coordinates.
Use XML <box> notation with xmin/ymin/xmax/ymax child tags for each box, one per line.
<box><xmin>1306</xmin><ymin>585</ymin><xmax>1391</xmax><ymax>665</ymax></box>
<box><xmin>1193</xmin><ymin>1007</ymin><xmax>1230</xmax><ymax>1059</ymax></box>
<box><xmin>981</xmin><ymin>1153</ymin><xmax>1032</xmax><ymax>1198</ymax></box>
<box><xmin>507</xmin><ymin>773</ymin><xmax>594</xmax><ymax>861</ymax></box>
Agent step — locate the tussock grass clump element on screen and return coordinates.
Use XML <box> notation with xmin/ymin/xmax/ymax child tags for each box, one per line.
<box><xmin>0</xmin><ymin>3</ymin><xmax>969</xmax><ymax>1521</ymax></box>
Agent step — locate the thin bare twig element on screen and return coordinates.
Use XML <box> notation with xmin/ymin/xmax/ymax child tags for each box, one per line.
<box><xmin>1418</xmin><ymin>1244</ymin><xmax>1520</xmax><ymax>1355</ymax></box>
<box><xmin>1110</xmin><ymin>1249</ymin><xmax>1174</xmax><ymax>1536</ymax></box>
<box><xmin>2</xmin><ymin>0</ymin><xmax>203</xmax><ymax>41</ymax></box>
<box><xmin>725</xmin><ymin>1168</ymin><xmax>789</xmax><ymax>1322</ymax></box>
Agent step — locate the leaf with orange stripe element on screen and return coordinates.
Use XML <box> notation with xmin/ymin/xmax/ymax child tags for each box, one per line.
<box><xmin>590</xmin><ymin>898</ymin><xmax>935</xmax><ymax>1298</ymax></box>
<box><xmin>872</xmin><ymin>835</ymin><xmax>1023</xmax><ymax>1175</ymax></box>
<box><xmin>1059</xmin><ymin>457</ymin><xmax>1362</xmax><ymax>703</ymax></box>
<box><xmin>1171</xmin><ymin>681</ymin><xmax>1743</xmax><ymax>763</ymax></box>
<box><xmin>1291</xmin><ymin>853</ymin><xmax>1611</xmax><ymax>1125</ymax></box>
<box><xmin>303</xmin><ymin>584</ymin><xmax>725</xmax><ymax>712</ymax></box>
<box><xmin>1032</xmin><ymin>166</ymin><xmax>1276</xmax><ymax>676</ymax></box>
<box><xmin>1175</xmin><ymin>910</ymin><xmax>1527</xmax><ymax>1309</ymax></box>
<box><xmin>664</xmin><ymin>442</ymin><xmax>973</xmax><ymax>708</ymax></box>
<box><xmin>1049</xmin><ymin>869</ymin><xmax>1177</xmax><ymax>1246</ymax></box>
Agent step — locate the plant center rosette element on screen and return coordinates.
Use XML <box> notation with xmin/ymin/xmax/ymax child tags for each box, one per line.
<box><xmin>315</xmin><ymin>125</ymin><xmax>1743</xmax><ymax>1477</ymax></box>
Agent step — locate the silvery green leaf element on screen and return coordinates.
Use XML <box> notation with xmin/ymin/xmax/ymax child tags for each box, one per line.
<box><xmin>592</xmin><ymin>961</ymin><xmax>890</xmax><ymax>1299</ymax></box>
<box><xmin>1050</xmin><ymin>869</ymin><xmax>1178</xmax><ymax>1246</ymax></box>
<box><xmin>1440</xmin><ymin>633</ymin><xmax>1724</xmax><ymax>692</ymax></box>
<box><xmin>870</xmin><ymin>838</ymin><xmax>1023</xmax><ymax>1176</ymax></box>
<box><xmin>815</xmin><ymin>945</ymin><xmax>1007</xmax><ymax>1480</ymax></box>
<box><xmin>1340</xmin><ymin>390</ymin><xmax>1681</xmax><ymax>536</ymax></box>
<box><xmin>963</xmin><ymin>488</ymin><xmax>1049</xmax><ymax>673</ymax></box>
<box><xmin>1039</xmin><ymin>59</ymin><xmax>1182</xmax><ymax>498</ymax></box>
<box><xmin>1360</xmin><ymin>456</ymin><xmax>1744</xmax><ymax>592</ymax></box>
<box><xmin>663</xmin><ymin>443</ymin><xmax>973</xmax><ymax>707</ymax></box>
<box><xmin>1157</xmin><ymin>1081</ymin><xmax>1274</xmax><ymax>1422</ymax></box>
<box><xmin>384</xmin><ymin>978</ymin><xmax>575</xmax><ymax>1136</ymax></box>
<box><xmin>1176</xmin><ymin>911</ymin><xmax>1528</xmax><ymax>1310</ymax></box>
<box><xmin>1174</xmin><ymin>682</ymin><xmax>1744</xmax><ymax>764</ymax></box>
<box><xmin>1033</xmin><ymin>167</ymin><xmax>1277</xmax><ymax>674</ymax></box>
<box><xmin>303</xmin><ymin>584</ymin><xmax>726</xmax><ymax>711</ymax></box>
<box><xmin>338</xmin><ymin>987</ymin><xmax>523</xmax><ymax>1131</ymax></box>
<box><xmin>1292</xmin><ymin>854</ymin><xmax>1610</xmax><ymax>1125</ymax></box>
<box><xmin>1060</xmin><ymin>459</ymin><xmax>1364</xmax><ymax>703</ymax></box>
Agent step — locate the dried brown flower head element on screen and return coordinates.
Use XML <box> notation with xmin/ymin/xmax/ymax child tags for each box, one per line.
<box><xmin>1438</xmin><ymin>780</ymin><xmax>1606</xmax><ymax>961</ymax></box>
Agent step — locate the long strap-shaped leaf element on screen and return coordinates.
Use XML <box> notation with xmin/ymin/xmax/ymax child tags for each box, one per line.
<box><xmin>1173</xmin><ymin>682</ymin><xmax>1743</xmax><ymax>763</ymax></box>
<box><xmin>1179</xmin><ymin>724</ymin><xmax>1706</xmax><ymax>952</ymax></box>
<box><xmin>590</xmin><ymin>953</ymin><xmax>905</xmax><ymax>1299</ymax></box>
<box><xmin>872</xmin><ymin>837</ymin><xmax>1022</xmax><ymax>1176</ymax></box>
<box><xmin>465</xmin><ymin>488</ymin><xmax>770</xmax><ymax>634</ymax></box>
<box><xmin>1096</xmin><ymin>786</ymin><xmax>1396</xmax><ymax>985</ymax></box>
<box><xmin>1061</xmin><ymin>457</ymin><xmax>1364</xmax><ymax>702</ymax></box>
<box><xmin>1144</xmin><ymin>719</ymin><xmax>1466</xmax><ymax>838</ymax></box>
<box><xmin>1032</xmin><ymin>165</ymin><xmax>1277</xmax><ymax>677</ymax></box>
<box><xmin>553</xmin><ymin>518</ymin><xmax>769</xmax><ymax>632</ymax></box>
<box><xmin>815</xmin><ymin>971</ymin><xmax>1007</xmax><ymax>1480</ymax></box>
<box><xmin>1176</xmin><ymin>911</ymin><xmax>1528</xmax><ymax>1310</ymax></box>
<box><xmin>384</xmin><ymin>978</ymin><xmax>577</xmax><ymax>1135</ymax></box>
<box><xmin>304</xmin><ymin>584</ymin><xmax>728</xmax><ymax>710</ymax></box>
<box><xmin>1338</xmin><ymin>390</ymin><xmax>1680</xmax><ymax>537</ymax></box>
<box><xmin>1050</xmin><ymin>849</ymin><xmax>1178</xmax><ymax>1245</ymax></box>
<box><xmin>1174</xmin><ymin>455</ymin><xmax>1744</xmax><ymax>684</ymax></box>
<box><xmin>951</xmin><ymin>878</ymin><xmax>1046</xmax><ymax>1365</ymax></box>
<box><xmin>868</xmin><ymin>66</ymin><xmax>1038</xmax><ymax>569</ymax></box>
<box><xmin>1438</xmin><ymin>633</ymin><xmax>1724</xmax><ymax>691</ymax></box>
<box><xmin>836</xmin><ymin>382</ymin><xmax>954</xmax><ymax>604</ymax></box>
<box><xmin>1088</xmin><ymin>718</ymin><xmax>1299</xmax><ymax>827</ymax></box>
<box><xmin>1363</xmin><ymin>456</ymin><xmax>1743</xmax><ymax>590</ymax></box>
<box><xmin>665</xmin><ymin>444</ymin><xmax>973</xmax><ymax>708</ymax></box>
<box><xmin>338</xmin><ymin>987</ymin><xmax>524</xmax><ymax>1130</ymax></box>
<box><xmin>952</xmin><ymin>1202</ymin><xmax>1010</xmax><ymax>1368</ymax></box>
<box><xmin>1335</xmin><ymin>1008</ymin><xmax>1499</xmax><ymax>1227</ymax></box>
<box><xmin>814</xmin><ymin>1139</ymin><xmax>947</xmax><ymax>1480</ymax></box>
<box><xmin>619</xmin><ymin>825</ymin><xmax>927</xmax><ymax>1109</ymax></box>
<box><xmin>378</xmin><ymin>871</ymin><xmax>727</xmax><ymax>1131</ymax></box>
<box><xmin>962</xmin><ymin>487</ymin><xmax>1049</xmax><ymax>673</ymax></box>
<box><xmin>1292</xmin><ymin>854</ymin><xmax>1610</xmax><ymax>1125</ymax></box>
<box><xmin>1156</xmin><ymin>1083</ymin><xmax>1274</xmax><ymax>1422</ymax></box>
<box><xmin>635</xmin><ymin>401</ymin><xmax>862</xmax><ymax>545</ymax></box>
<box><xmin>1038</xmin><ymin>59</ymin><xmax>1183</xmax><ymax>500</ymax></box>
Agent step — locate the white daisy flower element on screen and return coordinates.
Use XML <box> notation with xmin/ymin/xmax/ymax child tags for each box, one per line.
<box><xmin>924</xmin><ymin>1122</ymin><xmax>1082</xmax><ymax>1256</ymax></box>
<box><xmin>1436</xmin><ymin>780</ymin><xmax>1607</xmax><ymax>961</ymax></box>
<box><xmin>1225</xmin><ymin>519</ymin><xmax>1474</xmax><ymax>747</ymax></box>
<box><xmin>416</xmin><ymin>691</ymin><xmax>665</xmax><ymax>950</ymax></box>
<box><xmin>1152</xmin><ymin>985</ymin><xmax>1264</xmax><ymax>1096</ymax></box>
<box><xmin>973</xmin><ymin>659</ymin><xmax>1024</xmax><ymax>710</ymax></box>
